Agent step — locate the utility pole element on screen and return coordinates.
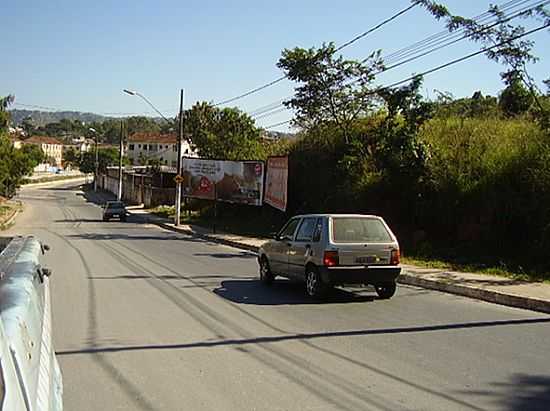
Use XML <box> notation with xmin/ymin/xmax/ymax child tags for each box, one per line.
<box><xmin>94</xmin><ymin>134</ymin><xmax>99</xmax><ymax>191</ymax></box>
<box><xmin>118</xmin><ymin>121</ymin><xmax>124</xmax><ymax>201</ymax></box>
<box><xmin>175</xmin><ymin>89</ymin><xmax>184</xmax><ymax>226</ymax></box>
<box><xmin>89</xmin><ymin>127</ymin><xmax>100</xmax><ymax>191</ymax></box>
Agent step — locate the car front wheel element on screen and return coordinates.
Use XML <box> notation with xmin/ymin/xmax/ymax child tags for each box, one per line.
<box><xmin>374</xmin><ymin>282</ymin><xmax>397</xmax><ymax>299</ymax></box>
<box><xmin>259</xmin><ymin>257</ymin><xmax>274</xmax><ymax>285</ymax></box>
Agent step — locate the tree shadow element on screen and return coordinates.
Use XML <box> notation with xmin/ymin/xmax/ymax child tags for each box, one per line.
<box><xmin>460</xmin><ymin>373</ymin><xmax>550</xmax><ymax>411</ymax></box>
<box><xmin>213</xmin><ymin>279</ymin><xmax>376</xmax><ymax>305</ymax></box>
<box><xmin>66</xmin><ymin>232</ymin><xmax>208</xmax><ymax>243</ymax></box>
<box><xmin>39</xmin><ymin>184</ymin><xmax>85</xmax><ymax>191</ymax></box>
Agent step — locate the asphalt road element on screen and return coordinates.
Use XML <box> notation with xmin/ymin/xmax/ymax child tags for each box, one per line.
<box><xmin>7</xmin><ymin>181</ymin><xmax>550</xmax><ymax>411</ymax></box>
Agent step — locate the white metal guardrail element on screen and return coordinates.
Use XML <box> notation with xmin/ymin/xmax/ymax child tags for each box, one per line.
<box><xmin>0</xmin><ymin>236</ymin><xmax>62</xmax><ymax>411</ymax></box>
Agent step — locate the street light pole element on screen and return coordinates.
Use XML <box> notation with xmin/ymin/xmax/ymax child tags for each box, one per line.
<box><xmin>123</xmin><ymin>88</ymin><xmax>183</xmax><ymax>225</ymax></box>
<box><xmin>118</xmin><ymin>121</ymin><xmax>124</xmax><ymax>201</ymax></box>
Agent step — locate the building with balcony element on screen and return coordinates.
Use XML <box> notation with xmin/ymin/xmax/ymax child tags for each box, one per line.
<box><xmin>126</xmin><ymin>132</ymin><xmax>196</xmax><ymax>168</ymax></box>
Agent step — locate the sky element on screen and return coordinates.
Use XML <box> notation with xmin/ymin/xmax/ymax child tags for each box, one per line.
<box><xmin>1</xmin><ymin>0</ymin><xmax>549</xmax><ymax>131</ymax></box>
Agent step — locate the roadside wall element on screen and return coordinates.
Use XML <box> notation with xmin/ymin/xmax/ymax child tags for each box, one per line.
<box><xmin>99</xmin><ymin>172</ymin><xmax>175</xmax><ymax>208</ymax></box>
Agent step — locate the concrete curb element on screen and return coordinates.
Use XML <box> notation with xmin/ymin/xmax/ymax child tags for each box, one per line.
<box><xmin>135</xmin><ymin>210</ymin><xmax>550</xmax><ymax>315</ymax></box>
<box><xmin>155</xmin><ymin>222</ymin><xmax>261</xmax><ymax>253</ymax></box>
<box><xmin>0</xmin><ymin>204</ymin><xmax>20</xmax><ymax>230</ymax></box>
<box><xmin>398</xmin><ymin>274</ymin><xmax>550</xmax><ymax>314</ymax></box>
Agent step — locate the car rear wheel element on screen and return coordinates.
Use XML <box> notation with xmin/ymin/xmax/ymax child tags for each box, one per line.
<box><xmin>259</xmin><ymin>257</ymin><xmax>274</xmax><ymax>285</ymax></box>
<box><xmin>305</xmin><ymin>267</ymin><xmax>327</xmax><ymax>299</ymax></box>
<box><xmin>375</xmin><ymin>282</ymin><xmax>397</xmax><ymax>299</ymax></box>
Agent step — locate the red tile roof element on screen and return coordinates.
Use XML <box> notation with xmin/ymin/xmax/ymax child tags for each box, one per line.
<box><xmin>25</xmin><ymin>136</ymin><xmax>63</xmax><ymax>145</ymax></box>
<box><xmin>128</xmin><ymin>132</ymin><xmax>177</xmax><ymax>144</ymax></box>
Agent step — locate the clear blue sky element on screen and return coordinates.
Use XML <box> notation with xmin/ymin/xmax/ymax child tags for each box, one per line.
<box><xmin>2</xmin><ymin>0</ymin><xmax>549</xmax><ymax>130</ymax></box>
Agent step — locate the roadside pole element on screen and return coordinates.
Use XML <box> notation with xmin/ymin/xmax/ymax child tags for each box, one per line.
<box><xmin>94</xmin><ymin>132</ymin><xmax>99</xmax><ymax>191</ymax></box>
<box><xmin>118</xmin><ymin>121</ymin><xmax>124</xmax><ymax>201</ymax></box>
<box><xmin>175</xmin><ymin>89</ymin><xmax>184</xmax><ymax>227</ymax></box>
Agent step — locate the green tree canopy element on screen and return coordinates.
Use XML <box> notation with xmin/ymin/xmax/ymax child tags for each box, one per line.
<box><xmin>184</xmin><ymin>102</ymin><xmax>264</xmax><ymax>160</ymax></box>
<box><xmin>277</xmin><ymin>43</ymin><xmax>383</xmax><ymax>142</ymax></box>
<box><xmin>79</xmin><ymin>147</ymin><xmax>125</xmax><ymax>174</ymax></box>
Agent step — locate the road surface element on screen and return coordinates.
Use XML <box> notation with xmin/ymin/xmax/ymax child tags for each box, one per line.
<box><xmin>6</xmin><ymin>181</ymin><xmax>550</xmax><ymax>410</ymax></box>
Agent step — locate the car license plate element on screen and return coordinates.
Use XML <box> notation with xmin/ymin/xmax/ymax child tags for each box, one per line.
<box><xmin>113</xmin><ymin>214</ymin><xmax>119</xmax><ymax>217</ymax></box>
<box><xmin>356</xmin><ymin>256</ymin><xmax>376</xmax><ymax>264</ymax></box>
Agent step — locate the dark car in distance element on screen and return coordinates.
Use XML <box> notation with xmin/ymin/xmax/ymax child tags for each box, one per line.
<box><xmin>102</xmin><ymin>201</ymin><xmax>127</xmax><ymax>222</ymax></box>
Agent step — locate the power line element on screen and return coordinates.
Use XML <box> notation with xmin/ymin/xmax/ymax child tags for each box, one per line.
<box><xmin>334</xmin><ymin>2</ymin><xmax>419</xmax><ymax>52</ymax></box>
<box><xmin>253</xmin><ymin>0</ymin><xmax>546</xmax><ymax>122</ymax></box>
<box><xmin>262</xmin><ymin>21</ymin><xmax>550</xmax><ymax>130</ymax></box>
<box><xmin>13</xmin><ymin>102</ymin><xmax>176</xmax><ymax>118</ymax></box>
<box><xmin>213</xmin><ymin>1</ymin><xmax>420</xmax><ymax>107</ymax></box>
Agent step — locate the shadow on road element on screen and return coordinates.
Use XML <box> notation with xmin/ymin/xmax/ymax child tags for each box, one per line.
<box><xmin>39</xmin><ymin>184</ymin><xmax>85</xmax><ymax>191</ymax></box>
<box><xmin>67</xmin><ymin>232</ymin><xmax>209</xmax><ymax>243</ymax></box>
<box><xmin>54</xmin><ymin>218</ymin><xmax>105</xmax><ymax>223</ymax></box>
<box><xmin>213</xmin><ymin>279</ymin><xmax>376</xmax><ymax>305</ymax></box>
<box><xmin>193</xmin><ymin>251</ymin><xmax>257</xmax><ymax>260</ymax></box>
<box><xmin>459</xmin><ymin>373</ymin><xmax>550</xmax><ymax>411</ymax></box>
<box><xmin>56</xmin><ymin>317</ymin><xmax>550</xmax><ymax>357</ymax></box>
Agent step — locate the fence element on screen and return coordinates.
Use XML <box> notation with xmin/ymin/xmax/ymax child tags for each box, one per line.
<box><xmin>98</xmin><ymin>168</ymin><xmax>176</xmax><ymax>208</ymax></box>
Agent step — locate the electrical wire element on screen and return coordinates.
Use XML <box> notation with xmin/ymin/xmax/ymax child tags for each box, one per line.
<box><xmin>213</xmin><ymin>1</ymin><xmax>420</xmax><ymax>107</ymax></box>
<box><xmin>261</xmin><ymin>21</ymin><xmax>550</xmax><ymax>130</ymax></box>
<box><xmin>253</xmin><ymin>0</ymin><xmax>547</xmax><ymax>122</ymax></box>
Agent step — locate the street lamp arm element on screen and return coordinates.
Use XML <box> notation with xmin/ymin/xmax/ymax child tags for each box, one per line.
<box><xmin>123</xmin><ymin>89</ymin><xmax>173</xmax><ymax>124</ymax></box>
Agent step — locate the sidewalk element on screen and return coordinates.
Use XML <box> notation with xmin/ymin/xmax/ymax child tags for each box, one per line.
<box><xmin>127</xmin><ymin>207</ymin><xmax>550</xmax><ymax>314</ymax></box>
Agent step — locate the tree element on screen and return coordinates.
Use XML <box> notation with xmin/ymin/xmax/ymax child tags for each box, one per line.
<box><xmin>126</xmin><ymin>116</ymin><xmax>162</xmax><ymax>136</ymax></box>
<box><xmin>20</xmin><ymin>144</ymin><xmax>44</xmax><ymax>166</ymax></box>
<box><xmin>0</xmin><ymin>135</ymin><xmax>43</xmax><ymax>198</ymax></box>
<box><xmin>0</xmin><ymin>95</ymin><xmax>15</xmax><ymax>131</ymax></box>
<box><xmin>184</xmin><ymin>102</ymin><xmax>264</xmax><ymax>160</ymax></box>
<box><xmin>499</xmin><ymin>74</ymin><xmax>534</xmax><ymax>117</ymax></box>
<box><xmin>415</xmin><ymin>0</ymin><xmax>550</xmax><ymax>123</ymax></box>
<box><xmin>63</xmin><ymin>146</ymin><xmax>80</xmax><ymax>169</ymax></box>
<box><xmin>277</xmin><ymin>43</ymin><xmax>384</xmax><ymax>142</ymax></box>
<box><xmin>79</xmin><ymin>147</ymin><xmax>124</xmax><ymax>174</ymax></box>
<box><xmin>21</xmin><ymin>117</ymin><xmax>36</xmax><ymax>136</ymax></box>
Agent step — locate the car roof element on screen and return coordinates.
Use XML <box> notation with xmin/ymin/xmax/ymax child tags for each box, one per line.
<box><xmin>290</xmin><ymin>214</ymin><xmax>383</xmax><ymax>219</ymax></box>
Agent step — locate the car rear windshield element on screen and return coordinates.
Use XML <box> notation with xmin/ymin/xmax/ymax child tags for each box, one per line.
<box><xmin>107</xmin><ymin>202</ymin><xmax>124</xmax><ymax>209</ymax></box>
<box><xmin>331</xmin><ymin>217</ymin><xmax>392</xmax><ymax>243</ymax></box>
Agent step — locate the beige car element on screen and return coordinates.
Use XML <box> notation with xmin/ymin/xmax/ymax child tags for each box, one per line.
<box><xmin>258</xmin><ymin>214</ymin><xmax>401</xmax><ymax>299</ymax></box>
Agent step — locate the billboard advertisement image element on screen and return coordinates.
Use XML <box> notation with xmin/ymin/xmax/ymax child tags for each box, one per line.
<box><xmin>264</xmin><ymin>156</ymin><xmax>288</xmax><ymax>212</ymax></box>
<box><xmin>181</xmin><ymin>158</ymin><xmax>265</xmax><ymax>206</ymax></box>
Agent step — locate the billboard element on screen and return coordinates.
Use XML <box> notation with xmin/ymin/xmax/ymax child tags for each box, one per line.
<box><xmin>264</xmin><ymin>156</ymin><xmax>288</xmax><ymax>212</ymax></box>
<box><xmin>181</xmin><ymin>158</ymin><xmax>265</xmax><ymax>206</ymax></box>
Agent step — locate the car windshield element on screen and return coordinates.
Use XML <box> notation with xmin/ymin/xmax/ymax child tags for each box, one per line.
<box><xmin>107</xmin><ymin>202</ymin><xmax>124</xmax><ymax>209</ymax></box>
<box><xmin>331</xmin><ymin>217</ymin><xmax>392</xmax><ymax>243</ymax></box>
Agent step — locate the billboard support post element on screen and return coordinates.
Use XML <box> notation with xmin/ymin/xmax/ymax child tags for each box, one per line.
<box><xmin>213</xmin><ymin>183</ymin><xmax>217</xmax><ymax>234</ymax></box>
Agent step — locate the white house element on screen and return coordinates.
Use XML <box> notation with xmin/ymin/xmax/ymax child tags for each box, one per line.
<box><xmin>24</xmin><ymin>136</ymin><xmax>64</xmax><ymax>170</ymax></box>
<box><xmin>126</xmin><ymin>132</ymin><xmax>196</xmax><ymax>167</ymax></box>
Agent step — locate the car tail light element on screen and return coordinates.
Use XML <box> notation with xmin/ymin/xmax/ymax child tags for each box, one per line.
<box><xmin>390</xmin><ymin>249</ymin><xmax>400</xmax><ymax>265</ymax></box>
<box><xmin>323</xmin><ymin>250</ymin><xmax>339</xmax><ymax>267</ymax></box>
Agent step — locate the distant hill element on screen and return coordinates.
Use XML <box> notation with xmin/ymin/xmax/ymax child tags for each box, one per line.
<box><xmin>9</xmin><ymin>109</ymin><xmax>112</xmax><ymax>127</ymax></box>
<box><xmin>265</xmin><ymin>130</ymin><xmax>297</xmax><ymax>140</ymax></box>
